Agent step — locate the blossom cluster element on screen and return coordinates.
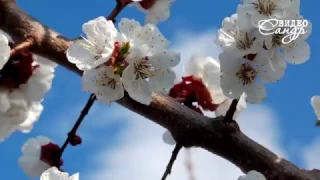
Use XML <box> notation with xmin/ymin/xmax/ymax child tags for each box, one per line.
<box><xmin>216</xmin><ymin>0</ymin><xmax>311</xmax><ymax>103</ymax></box>
<box><xmin>67</xmin><ymin>17</ymin><xmax>180</xmax><ymax>105</ymax></box>
<box><xmin>0</xmin><ymin>32</ymin><xmax>56</xmax><ymax>142</ymax></box>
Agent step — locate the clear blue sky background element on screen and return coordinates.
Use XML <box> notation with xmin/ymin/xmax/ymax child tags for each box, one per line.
<box><xmin>1</xmin><ymin>0</ymin><xmax>320</xmax><ymax>179</ymax></box>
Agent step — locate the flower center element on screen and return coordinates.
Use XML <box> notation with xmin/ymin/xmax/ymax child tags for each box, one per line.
<box><xmin>0</xmin><ymin>43</ymin><xmax>39</xmax><ymax>90</ymax></box>
<box><xmin>272</xmin><ymin>33</ymin><xmax>284</xmax><ymax>47</ymax></box>
<box><xmin>95</xmin><ymin>72</ymin><xmax>118</xmax><ymax>90</ymax></box>
<box><xmin>133</xmin><ymin>57</ymin><xmax>155</xmax><ymax>79</ymax></box>
<box><xmin>254</xmin><ymin>0</ymin><xmax>276</xmax><ymax>16</ymax></box>
<box><xmin>236</xmin><ymin>63</ymin><xmax>257</xmax><ymax>85</ymax></box>
<box><xmin>236</xmin><ymin>31</ymin><xmax>256</xmax><ymax>50</ymax></box>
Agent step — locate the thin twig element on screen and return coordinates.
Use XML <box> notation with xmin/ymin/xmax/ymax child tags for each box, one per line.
<box><xmin>161</xmin><ymin>142</ymin><xmax>183</xmax><ymax>180</ymax></box>
<box><xmin>57</xmin><ymin>94</ymin><xmax>96</xmax><ymax>167</ymax></box>
<box><xmin>107</xmin><ymin>1</ymin><xmax>127</xmax><ymax>21</ymax></box>
<box><xmin>10</xmin><ymin>39</ymin><xmax>33</xmax><ymax>56</ymax></box>
<box><xmin>224</xmin><ymin>99</ymin><xmax>239</xmax><ymax>122</ymax></box>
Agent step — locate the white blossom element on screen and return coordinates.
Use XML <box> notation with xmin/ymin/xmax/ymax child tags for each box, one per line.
<box><xmin>19</xmin><ymin>55</ymin><xmax>56</xmax><ymax>103</ymax></box>
<box><xmin>19</xmin><ymin>136</ymin><xmax>53</xmax><ymax>178</ymax></box>
<box><xmin>238</xmin><ymin>0</ymin><xmax>300</xmax><ymax>27</ymax></box>
<box><xmin>216</xmin><ymin>14</ymin><xmax>263</xmax><ymax>57</ymax></box>
<box><xmin>67</xmin><ymin>17</ymin><xmax>116</xmax><ymax>71</ymax></box>
<box><xmin>118</xmin><ymin>18</ymin><xmax>170</xmax><ymax>50</ymax></box>
<box><xmin>262</xmin><ymin>16</ymin><xmax>312</xmax><ymax>65</ymax></box>
<box><xmin>0</xmin><ymin>101</ymin><xmax>43</xmax><ymax>142</ymax></box>
<box><xmin>134</xmin><ymin>0</ymin><xmax>175</xmax><ymax>24</ymax></box>
<box><xmin>184</xmin><ymin>54</ymin><xmax>226</xmax><ymax>104</ymax></box>
<box><xmin>0</xmin><ymin>35</ymin><xmax>55</xmax><ymax>141</ymax></box>
<box><xmin>0</xmin><ymin>95</ymin><xmax>43</xmax><ymax>141</ymax></box>
<box><xmin>219</xmin><ymin>52</ymin><xmax>268</xmax><ymax>103</ymax></box>
<box><xmin>311</xmin><ymin>96</ymin><xmax>320</xmax><ymax>121</ymax></box>
<box><xmin>238</xmin><ymin>170</ymin><xmax>266</xmax><ymax>180</ymax></box>
<box><xmin>162</xmin><ymin>54</ymin><xmax>247</xmax><ymax>145</ymax></box>
<box><xmin>122</xmin><ymin>45</ymin><xmax>179</xmax><ymax>105</ymax></box>
<box><xmin>0</xmin><ymin>55</ymin><xmax>55</xmax><ymax>141</ymax></box>
<box><xmin>82</xmin><ymin>66</ymin><xmax>124</xmax><ymax>104</ymax></box>
<box><xmin>0</xmin><ymin>32</ymin><xmax>10</xmax><ymax>69</ymax></box>
<box><xmin>40</xmin><ymin>167</ymin><xmax>79</xmax><ymax>180</ymax></box>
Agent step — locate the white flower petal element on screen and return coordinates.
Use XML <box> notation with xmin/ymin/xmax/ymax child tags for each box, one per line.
<box><xmin>122</xmin><ymin>65</ymin><xmax>152</xmax><ymax>105</ymax></box>
<box><xmin>150</xmin><ymin>49</ymin><xmax>180</xmax><ymax>68</ymax></box>
<box><xmin>311</xmin><ymin>96</ymin><xmax>320</xmax><ymax>120</ymax></box>
<box><xmin>21</xmin><ymin>138</ymin><xmax>41</xmax><ymax>156</ymax></box>
<box><xmin>149</xmin><ymin>69</ymin><xmax>176</xmax><ymax>90</ymax></box>
<box><xmin>0</xmin><ymin>33</ymin><xmax>10</xmax><ymax>69</ymax></box>
<box><xmin>238</xmin><ymin>170</ymin><xmax>267</xmax><ymax>180</ymax></box>
<box><xmin>245</xmin><ymin>83</ymin><xmax>267</xmax><ymax>103</ymax></box>
<box><xmin>253</xmin><ymin>50</ymin><xmax>286</xmax><ymax>83</ymax></box>
<box><xmin>19</xmin><ymin>156</ymin><xmax>50</xmax><ymax>178</ymax></box>
<box><xmin>0</xmin><ymin>93</ymin><xmax>10</xmax><ymax>112</ymax></box>
<box><xmin>162</xmin><ymin>130</ymin><xmax>176</xmax><ymax>145</ymax></box>
<box><xmin>83</xmin><ymin>16</ymin><xmax>117</xmax><ymax>40</ymax></box>
<box><xmin>283</xmin><ymin>40</ymin><xmax>310</xmax><ymax>64</ymax></box>
<box><xmin>219</xmin><ymin>52</ymin><xmax>243</xmax><ymax>74</ymax></box>
<box><xmin>40</xmin><ymin>167</ymin><xmax>71</xmax><ymax>180</ymax></box>
<box><xmin>136</xmin><ymin>24</ymin><xmax>170</xmax><ymax>48</ymax></box>
<box><xmin>118</xmin><ymin>18</ymin><xmax>141</xmax><ymax>40</ymax></box>
<box><xmin>143</xmin><ymin>0</ymin><xmax>172</xmax><ymax>24</ymax></box>
<box><xmin>220</xmin><ymin>73</ymin><xmax>244</xmax><ymax>100</ymax></box>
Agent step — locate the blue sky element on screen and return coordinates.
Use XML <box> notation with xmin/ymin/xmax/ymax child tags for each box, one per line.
<box><xmin>1</xmin><ymin>0</ymin><xmax>320</xmax><ymax>179</ymax></box>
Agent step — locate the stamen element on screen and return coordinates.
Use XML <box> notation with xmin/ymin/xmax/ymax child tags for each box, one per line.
<box><xmin>236</xmin><ymin>63</ymin><xmax>257</xmax><ymax>85</ymax></box>
<box><xmin>254</xmin><ymin>0</ymin><xmax>276</xmax><ymax>16</ymax></box>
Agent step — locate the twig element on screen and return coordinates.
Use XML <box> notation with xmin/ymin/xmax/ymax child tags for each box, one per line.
<box><xmin>224</xmin><ymin>99</ymin><xmax>239</xmax><ymax>122</ymax></box>
<box><xmin>161</xmin><ymin>142</ymin><xmax>183</xmax><ymax>180</ymax></box>
<box><xmin>107</xmin><ymin>1</ymin><xmax>128</xmax><ymax>21</ymax></box>
<box><xmin>57</xmin><ymin>94</ymin><xmax>96</xmax><ymax>167</ymax></box>
<box><xmin>10</xmin><ymin>39</ymin><xmax>33</xmax><ymax>56</ymax></box>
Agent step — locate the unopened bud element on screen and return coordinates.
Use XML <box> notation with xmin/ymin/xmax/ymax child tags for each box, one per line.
<box><xmin>70</xmin><ymin>135</ymin><xmax>82</xmax><ymax>146</ymax></box>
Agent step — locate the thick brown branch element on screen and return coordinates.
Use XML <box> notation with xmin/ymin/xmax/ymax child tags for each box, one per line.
<box><xmin>0</xmin><ymin>1</ymin><xmax>319</xmax><ymax>180</ymax></box>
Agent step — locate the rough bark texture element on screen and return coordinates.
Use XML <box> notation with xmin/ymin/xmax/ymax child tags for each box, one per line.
<box><xmin>0</xmin><ymin>1</ymin><xmax>319</xmax><ymax>179</ymax></box>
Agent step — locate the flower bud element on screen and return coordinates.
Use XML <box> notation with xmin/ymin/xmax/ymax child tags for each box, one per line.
<box><xmin>70</xmin><ymin>135</ymin><xmax>82</xmax><ymax>146</ymax></box>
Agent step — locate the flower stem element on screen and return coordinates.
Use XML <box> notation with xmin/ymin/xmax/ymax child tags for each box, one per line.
<box><xmin>57</xmin><ymin>94</ymin><xmax>96</xmax><ymax>166</ymax></box>
<box><xmin>107</xmin><ymin>0</ymin><xmax>128</xmax><ymax>22</ymax></box>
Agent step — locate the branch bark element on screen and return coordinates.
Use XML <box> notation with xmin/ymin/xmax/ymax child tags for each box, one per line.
<box><xmin>0</xmin><ymin>1</ymin><xmax>318</xmax><ymax>180</ymax></box>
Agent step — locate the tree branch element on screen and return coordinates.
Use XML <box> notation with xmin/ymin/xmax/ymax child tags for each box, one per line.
<box><xmin>0</xmin><ymin>1</ymin><xmax>319</xmax><ymax>180</ymax></box>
